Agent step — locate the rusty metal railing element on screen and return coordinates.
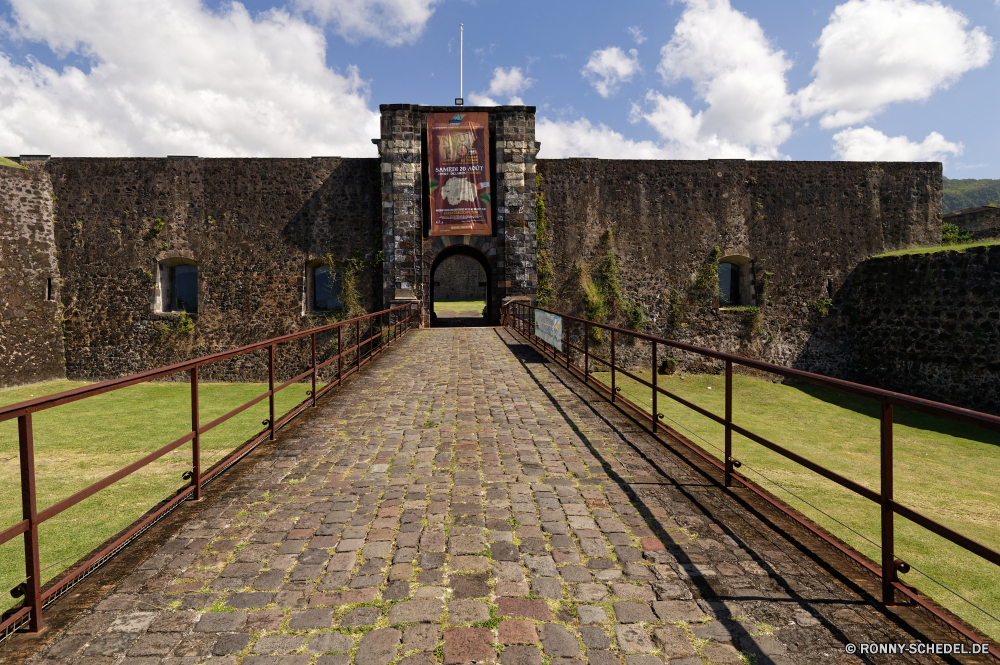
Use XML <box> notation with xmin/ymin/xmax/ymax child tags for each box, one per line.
<box><xmin>504</xmin><ymin>301</ymin><xmax>999</xmax><ymax>656</ymax></box>
<box><xmin>0</xmin><ymin>303</ymin><xmax>418</xmax><ymax>639</ymax></box>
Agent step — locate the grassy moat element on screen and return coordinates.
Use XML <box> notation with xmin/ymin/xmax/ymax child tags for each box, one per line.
<box><xmin>0</xmin><ymin>379</ymin><xmax>308</xmax><ymax>612</ymax></box>
<box><xmin>593</xmin><ymin>369</ymin><xmax>999</xmax><ymax>640</ymax></box>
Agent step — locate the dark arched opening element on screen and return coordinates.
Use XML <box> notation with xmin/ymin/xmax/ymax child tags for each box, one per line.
<box><xmin>430</xmin><ymin>244</ymin><xmax>494</xmax><ymax>327</ymax></box>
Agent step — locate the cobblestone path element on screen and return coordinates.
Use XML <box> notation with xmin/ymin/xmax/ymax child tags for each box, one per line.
<box><xmin>22</xmin><ymin>329</ymin><xmax>955</xmax><ymax>665</ymax></box>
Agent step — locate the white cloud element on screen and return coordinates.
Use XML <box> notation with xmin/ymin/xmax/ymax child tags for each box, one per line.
<box><xmin>536</xmin><ymin>117</ymin><xmax>673</xmax><ymax>159</ymax></box>
<box><xmin>641</xmin><ymin>0</ymin><xmax>793</xmax><ymax>157</ymax></box>
<box><xmin>626</xmin><ymin>26</ymin><xmax>647</xmax><ymax>44</ymax></box>
<box><xmin>0</xmin><ymin>0</ymin><xmax>379</xmax><ymax>157</ymax></box>
<box><xmin>295</xmin><ymin>0</ymin><xmax>440</xmax><ymax>46</ymax></box>
<box><xmin>468</xmin><ymin>66</ymin><xmax>533</xmax><ymax>106</ymax></box>
<box><xmin>582</xmin><ymin>47</ymin><xmax>640</xmax><ymax>98</ymax></box>
<box><xmin>639</xmin><ymin>91</ymin><xmax>780</xmax><ymax>159</ymax></box>
<box><xmin>797</xmin><ymin>0</ymin><xmax>993</xmax><ymax>128</ymax></box>
<box><xmin>831</xmin><ymin>126</ymin><xmax>962</xmax><ymax>161</ymax></box>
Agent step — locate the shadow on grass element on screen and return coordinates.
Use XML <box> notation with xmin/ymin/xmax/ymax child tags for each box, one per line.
<box><xmin>786</xmin><ymin>381</ymin><xmax>1000</xmax><ymax>448</ymax></box>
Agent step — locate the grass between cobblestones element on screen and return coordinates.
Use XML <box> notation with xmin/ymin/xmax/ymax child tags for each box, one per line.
<box><xmin>0</xmin><ymin>379</ymin><xmax>308</xmax><ymax>613</ymax></box>
<box><xmin>595</xmin><ymin>369</ymin><xmax>1000</xmax><ymax>640</ymax></box>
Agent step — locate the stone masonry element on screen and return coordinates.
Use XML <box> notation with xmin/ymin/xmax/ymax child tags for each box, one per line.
<box><xmin>0</xmin><ymin>164</ymin><xmax>65</xmax><ymax>387</ymax></box>
<box><xmin>378</xmin><ymin>105</ymin><xmax>538</xmax><ymax>326</ymax></box>
<box><xmin>13</xmin><ymin>328</ymin><xmax>974</xmax><ymax>665</ymax></box>
<box><xmin>798</xmin><ymin>244</ymin><xmax>1000</xmax><ymax>414</ymax></box>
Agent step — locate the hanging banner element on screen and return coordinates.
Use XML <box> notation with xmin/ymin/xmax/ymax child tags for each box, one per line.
<box><xmin>534</xmin><ymin>310</ymin><xmax>564</xmax><ymax>352</ymax></box>
<box><xmin>427</xmin><ymin>112</ymin><xmax>492</xmax><ymax>236</ymax></box>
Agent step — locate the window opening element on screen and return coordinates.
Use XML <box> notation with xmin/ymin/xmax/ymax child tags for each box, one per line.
<box><xmin>171</xmin><ymin>264</ymin><xmax>198</xmax><ymax>312</ymax></box>
<box><xmin>46</xmin><ymin>277</ymin><xmax>54</xmax><ymax>301</ymax></box>
<box><xmin>313</xmin><ymin>265</ymin><xmax>343</xmax><ymax>311</ymax></box>
<box><xmin>719</xmin><ymin>262</ymin><xmax>740</xmax><ymax>307</ymax></box>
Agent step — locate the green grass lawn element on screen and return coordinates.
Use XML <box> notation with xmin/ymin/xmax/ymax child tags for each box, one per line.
<box><xmin>0</xmin><ymin>378</ymin><xmax>310</xmax><ymax>612</ymax></box>
<box><xmin>434</xmin><ymin>299</ymin><xmax>486</xmax><ymax>314</ymax></box>
<box><xmin>593</xmin><ymin>369</ymin><xmax>1000</xmax><ymax>640</ymax></box>
<box><xmin>875</xmin><ymin>239</ymin><xmax>1000</xmax><ymax>257</ymax></box>
<box><xmin>0</xmin><ymin>156</ymin><xmax>26</xmax><ymax>170</ymax></box>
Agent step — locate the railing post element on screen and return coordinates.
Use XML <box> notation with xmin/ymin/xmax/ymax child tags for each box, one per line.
<box><xmin>337</xmin><ymin>325</ymin><xmax>343</xmax><ymax>385</ymax></box>
<box><xmin>584</xmin><ymin>321</ymin><xmax>589</xmax><ymax>384</ymax></box>
<box><xmin>725</xmin><ymin>360</ymin><xmax>733</xmax><ymax>488</ymax></box>
<box><xmin>268</xmin><ymin>345</ymin><xmax>275</xmax><ymax>441</ymax></box>
<box><xmin>190</xmin><ymin>365</ymin><xmax>202</xmax><ymax>501</ymax></box>
<box><xmin>311</xmin><ymin>333</ymin><xmax>317</xmax><ymax>407</ymax></box>
<box><xmin>881</xmin><ymin>399</ymin><xmax>896</xmax><ymax>605</ymax></box>
<box><xmin>651</xmin><ymin>341</ymin><xmax>657</xmax><ymax>433</ymax></box>
<box><xmin>357</xmin><ymin>318</ymin><xmax>361</xmax><ymax>374</ymax></box>
<box><xmin>611</xmin><ymin>329</ymin><xmax>616</xmax><ymax>403</ymax></box>
<box><xmin>18</xmin><ymin>413</ymin><xmax>43</xmax><ymax>634</ymax></box>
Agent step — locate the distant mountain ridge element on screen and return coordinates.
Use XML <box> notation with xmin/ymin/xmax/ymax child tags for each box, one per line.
<box><xmin>943</xmin><ymin>177</ymin><xmax>1000</xmax><ymax>213</ymax></box>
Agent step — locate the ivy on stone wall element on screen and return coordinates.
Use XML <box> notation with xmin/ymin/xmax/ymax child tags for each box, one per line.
<box><xmin>535</xmin><ymin>173</ymin><xmax>554</xmax><ymax>308</ymax></box>
<box><xmin>574</xmin><ymin>230</ymin><xmax>647</xmax><ymax>340</ymax></box>
<box><xmin>596</xmin><ymin>230</ymin><xmax>647</xmax><ymax>331</ymax></box>
<box><xmin>575</xmin><ymin>261</ymin><xmax>605</xmax><ymax>345</ymax></box>
<box><xmin>322</xmin><ymin>253</ymin><xmax>371</xmax><ymax>320</ymax></box>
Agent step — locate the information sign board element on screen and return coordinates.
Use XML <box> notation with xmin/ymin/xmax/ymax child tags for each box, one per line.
<box><xmin>534</xmin><ymin>310</ymin><xmax>563</xmax><ymax>352</ymax></box>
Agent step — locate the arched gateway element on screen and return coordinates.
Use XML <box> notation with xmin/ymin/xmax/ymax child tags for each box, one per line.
<box><xmin>430</xmin><ymin>242</ymin><xmax>493</xmax><ymax>327</ymax></box>
<box><xmin>375</xmin><ymin>104</ymin><xmax>539</xmax><ymax>327</ymax></box>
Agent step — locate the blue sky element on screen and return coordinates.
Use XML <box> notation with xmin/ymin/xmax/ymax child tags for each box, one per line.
<box><xmin>0</xmin><ymin>0</ymin><xmax>996</xmax><ymax>177</ymax></box>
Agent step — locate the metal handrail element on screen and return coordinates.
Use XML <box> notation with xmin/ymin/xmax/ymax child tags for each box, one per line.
<box><xmin>504</xmin><ymin>301</ymin><xmax>999</xmax><ymax>656</ymax></box>
<box><xmin>0</xmin><ymin>302</ymin><xmax>418</xmax><ymax>637</ymax></box>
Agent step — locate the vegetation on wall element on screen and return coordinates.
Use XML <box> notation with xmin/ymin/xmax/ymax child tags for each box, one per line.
<box><xmin>943</xmin><ymin>177</ymin><xmax>1000</xmax><ymax>213</ymax></box>
<box><xmin>597</xmin><ymin>230</ymin><xmax>647</xmax><ymax>330</ymax></box>
<box><xmin>573</xmin><ymin>230</ymin><xmax>647</xmax><ymax>341</ymax></box>
<box><xmin>574</xmin><ymin>261</ymin><xmax>605</xmax><ymax>344</ymax></box>
<box><xmin>155</xmin><ymin>310</ymin><xmax>195</xmax><ymax>344</ymax></box>
<box><xmin>942</xmin><ymin>222</ymin><xmax>972</xmax><ymax>245</ymax></box>
<box><xmin>693</xmin><ymin>245</ymin><xmax>722</xmax><ymax>304</ymax></box>
<box><xmin>665</xmin><ymin>248</ymin><xmax>771</xmax><ymax>338</ymax></box>
<box><xmin>535</xmin><ymin>173</ymin><xmax>554</xmax><ymax>308</ymax></box>
<box><xmin>320</xmin><ymin>245</ymin><xmax>384</xmax><ymax>322</ymax></box>
<box><xmin>813</xmin><ymin>297</ymin><xmax>832</xmax><ymax>318</ymax></box>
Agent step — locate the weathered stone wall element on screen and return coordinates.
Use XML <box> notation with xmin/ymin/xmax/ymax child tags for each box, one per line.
<box><xmin>46</xmin><ymin>157</ymin><xmax>381</xmax><ymax>382</ymax></box>
<box><xmin>537</xmin><ymin>159</ymin><xmax>941</xmax><ymax>374</ymax></box>
<box><xmin>378</xmin><ymin>104</ymin><xmax>537</xmax><ymax>325</ymax></box>
<box><xmin>944</xmin><ymin>206</ymin><xmax>1000</xmax><ymax>240</ymax></box>
<box><xmin>797</xmin><ymin>246</ymin><xmax>1000</xmax><ymax>414</ymax></box>
<box><xmin>0</xmin><ymin>148</ymin><xmax>950</xmax><ymax>391</ymax></box>
<box><xmin>0</xmin><ymin>165</ymin><xmax>66</xmax><ymax>387</ymax></box>
<box><xmin>434</xmin><ymin>255</ymin><xmax>486</xmax><ymax>301</ymax></box>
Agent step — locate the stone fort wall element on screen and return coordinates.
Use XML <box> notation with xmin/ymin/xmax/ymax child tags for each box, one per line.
<box><xmin>799</xmin><ymin>245</ymin><xmax>1000</xmax><ymax>414</ymax></box>
<box><xmin>17</xmin><ymin>157</ymin><xmax>383</xmax><ymax>383</ymax></box>
<box><xmin>537</xmin><ymin>158</ymin><xmax>941</xmax><ymax>372</ymax></box>
<box><xmin>434</xmin><ymin>255</ymin><xmax>487</xmax><ymax>301</ymax></box>
<box><xmin>10</xmin><ymin>152</ymin><xmax>989</xmax><ymax>414</ymax></box>
<box><xmin>0</xmin><ymin>165</ymin><xmax>65</xmax><ymax>387</ymax></box>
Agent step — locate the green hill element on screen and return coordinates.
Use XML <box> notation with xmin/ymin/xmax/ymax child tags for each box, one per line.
<box><xmin>943</xmin><ymin>177</ymin><xmax>1000</xmax><ymax>212</ymax></box>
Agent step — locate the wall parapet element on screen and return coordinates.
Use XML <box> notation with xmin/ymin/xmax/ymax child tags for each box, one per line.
<box><xmin>797</xmin><ymin>245</ymin><xmax>1000</xmax><ymax>414</ymax></box>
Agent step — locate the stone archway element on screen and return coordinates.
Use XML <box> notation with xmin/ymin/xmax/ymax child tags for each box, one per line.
<box><xmin>430</xmin><ymin>244</ymin><xmax>494</xmax><ymax>327</ymax></box>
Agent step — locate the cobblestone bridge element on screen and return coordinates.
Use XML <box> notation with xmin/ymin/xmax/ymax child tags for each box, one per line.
<box><xmin>4</xmin><ymin>329</ymin><xmax>974</xmax><ymax>665</ymax></box>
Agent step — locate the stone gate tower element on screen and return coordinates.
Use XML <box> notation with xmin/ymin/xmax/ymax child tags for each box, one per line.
<box><xmin>376</xmin><ymin>104</ymin><xmax>539</xmax><ymax>326</ymax></box>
